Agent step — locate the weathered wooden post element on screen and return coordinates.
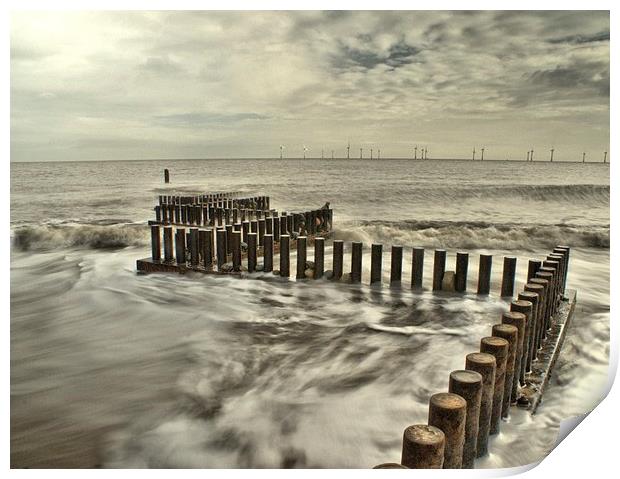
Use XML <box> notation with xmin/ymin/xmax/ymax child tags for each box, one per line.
<box><xmin>175</xmin><ymin>228</ymin><xmax>186</xmax><ymax>265</ymax></box>
<box><xmin>280</xmin><ymin>235</ymin><xmax>290</xmax><ymax>277</ymax></box>
<box><xmin>247</xmin><ymin>232</ymin><xmax>257</xmax><ymax>273</ymax></box>
<box><xmin>477</xmin><ymin>254</ymin><xmax>492</xmax><ymax>295</ymax></box>
<box><xmin>390</xmin><ymin>245</ymin><xmax>403</xmax><ymax>286</ymax></box>
<box><xmin>529</xmin><ymin>278</ymin><xmax>550</xmax><ymax>346</ymax></box>
<box><xmin>164</xmin><ymin>168</ymin><xmax>170</xmax><ymax>183</ymax></box>
<box><xmin>501</xmin><ymin>257</ymin><xmax>517</xmax><ymax>297</ymax></box>
<box><xmin>242</xmin><ymin>221</ymin><xmax>250</xmax><ymax>244</ymax></box>
<box><xmin>542</xmin><ymin>262</ymin><xmax>560</xmax><ymax>314</ymax></box>
<box><xmin>314</xmin><ymin>238</ymin><xmax>325</xmax><ymax>279</ymax></box>
<box><xmin>480</xmin><ymin>336</ymin><xmax>509</xmax><ymax>435</ymax></box>
<box><xmin>265</xmin><ymin>217</ymin><xmax>273</xmax><ymax>236</ymax></box>
<box><xmin>554</xmin><ymin>246</ymin><xmax>570</xmax><ymax>293</ymax></box>
<box><xmin>273</xmin><ymin>217</ymin><xmax>280</xmax><ymax>242</ymax></box>
<box><xmin>401</xmin><ymin>425</ymin><xmax>445</xmax><ymax>469</ymax></box>
<box><xmin>151</xmin><ymin>225</ymin><xmax>161</xmax><ymax>261</ymax></box>
<box><xmin>287</xmin><ymin>214</ymin><xmax>293</xmax><ymax>235</ymax></box>
<box><xmin>509</xmin><ymin>301</ymin><xmax>533</xmax><ymax>384</ymax></box>
<box><xmin>280</xmin><ymin>213</ymin><xmax>288</xmax><ymax>236</ymax></box>
<box><xmin>258</xmin><ymin>219</ymin><xmax>266</xmax><ymax>247</ymax></box>
<box><xmin>465</xmin><ymin>352</ymin><xmax>495</xmax><ymax>457</ymax></box>
<box><xmin>518</xmin><ymin>290</ymin><xmax>539</xmax><ymax>372</ymax></box>
<box><xmin>189</xmin><ymin>228</ymin><xmax>199</xmax><ymax>267</ymax></box>
<box><xmin>263</xmin><ymin>234</ymin><xmax>273</xmax><ymax>272</ymax></box>
<box><xmin>232</xmin><ymin>231</ymin><xmax>241</xmax><ymax>271</ymax></box>
<box><xmin>448</xmin><ymin>370</ymin><xmax>482</xmax><ymax>468</ymax></box>
<box><xmin>527</xmin><ymin>259</ymin><xmax>541</xmax><ymax>282</ymax></box>
<box><xmin>200</xmin><ymin>229</ymin><xmax>212</xmax><ymax>269</ymax></box>
<box><xmin>411</xmin><ymin>247</ymin><xmax>424</xmax><ymax>289</ymax></box>
<box><xmin>428</xmin><ymin>393</ymin><xmax>467</xmax><ymax>469</ymax></box>
<box><xmin>333</xmin><ymin>240</ymin><xmax>344</xmax><ymax>280</ymax></box>
<box><xmin>163</xmin><ymin>226</ymin><xmax>173</xmax><ymax>262</ymax></box>
<box><xmin>455</xmin><ymin>252</ymin><xmax>469</xmax><ymax>292</ymax></box>
<box><xmin>491</xmin><ymin>324</ymin><xmax>518</xmax><ymax>415</ymax></box>
<box><xmin>501</xmin><ymin>310</ymin><xmax>526</xmax><ymax>399</ymax></box>
<box><xmin>370</xmin><ymin>244</ymin><xmax>383</xmax><ymax>285</ymax></box>
<box><xmin>154</xmin><ymin>205</ymin><xmax>162</xmax><ymax>223</ymax></box>
<box><xmin>351</xmin><ymin>241</ymin><xmax>363</xmax><ymax>283</ymax></box>
<box><xmin>534</xmin><ymin>271</ymin><xmax>554</xmax><ymax>332</ymax></box>
<box><xmin>216</xmin><ymin>229</ymin><xmax>226</xmax><ymax>270</ymax></box>
<box><xmin>432</xmin><ymin>249</ymin><xmax>446</xmax><ymax>291</ymax></box>
<box><xmin>297</xmin><ymin>236</ymin><xmax>307</xmax><ymax>279</ymax></box>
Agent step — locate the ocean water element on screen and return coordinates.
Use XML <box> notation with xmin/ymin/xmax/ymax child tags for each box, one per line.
<box><xmin>10</xmin><ymin>159</ymin><xmax>610</xmax><ymax>468</ymax></box>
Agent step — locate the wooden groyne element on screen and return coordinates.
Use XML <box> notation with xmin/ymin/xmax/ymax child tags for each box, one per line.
<box><xmin>136</xmin><ymin>185</ymin><xmax>576</xmax><ymax>469</ymax></box>
<box><xmin>377</xmin><ymin>246</ymin><xmax>575</xmax><ymax>469</ymax></box>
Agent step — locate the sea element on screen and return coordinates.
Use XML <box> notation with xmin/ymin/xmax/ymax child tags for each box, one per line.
<box><xmin>10</xmin><ymin>158</ymin><xmax>610</xmax><ymax>469</ymax></box>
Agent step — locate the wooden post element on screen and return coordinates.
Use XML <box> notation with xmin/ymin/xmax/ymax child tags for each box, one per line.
<box><xmin>370</xmin><ymin>244</ymin><xmax>382</xmax><ymax>285</ymax></box>
<box><xmin>534</xmin><ymin>272</ymin><xmax>554</xmax><ymax>333</ymax></box>
<box><xmin>189</xmin><ymin>228</ymin><xmax>199</xmax><ymax>267</ymax></box>
<box><xmin>280</xmin><ymin>213</ymin><xmax>288</xmax><ymax>236</ymax></box>
<box><xmin>401</xmin><ymin>425</ymin><xmax>445</xmax><ymax>469</ymax></box>
<box><xmin>411</xmin><ymin>247</ymin><xmax>424</xmax><ymax>289</ymax></box>
<box><xmin>518</xmin><ymin>291</ymin><xmax>539</xmax><ymax>372</ymax></box>
<box><xmin>151</xmin><ymin>225</ymin><xmax>161</xmax><ymax>261</ymax></box>
<box><xmin>542</xmin><ymin>261</ymin><xmax>561</xmax><ymax>314</ymax></box>
<box><xmin>529</xmin><ymin>278</ymin><xmax>549</xmax><ymax>347</ymax></box>
<box><xmin>265</xmin><ymin>217</ymin><xmax>273</xmax><ymax>236</ymax></box>
<box><xmin>390</xmin><ymin>245</ymin><xmax>403</xmax><ymax>286</ymax></box>
<box><xmin>163</xmin><ymin>226</ymin><xmax>173</xmax><ymax>262</ymax></box>
<box><xmin>351</xmin><ymin>241</ymin><xmax>363</xmax><ymax>283</ymax></box>
<box><xmin>232</xmin><ymin>231</ymin><xmax>241</xmax><ymax>271</ymax></box>
<box><xmin>200</xmin><ymin>229</ymin><xmax>213</xmax><ymax>269</ymax></box>
<box><xmin>455</xmin><ymin>252</ymin><xmax>469</xmax><ymax>292</ymax></box>
<box><xmin>273</xmin><ymin>217</ymin><xmax>280</xmax><ymax>242</ymax></box>
<box><xmin>428</xmin><ymin>393</ymin><xmax>467</xmax><ymax>469</ymax></box>
<box><xmin>216</xmin><ymin>229</ymin><xmax>226</xmax><ymax>270</ymax></box>
<box><xmin>287</xmin><ymin>215</ymin><xmax>293</xmax><ymax>236</ymax></box>
<box><xmin>477</xmin><ymin>254</ymin><xmax>492</xmax><ymax>295</ymax></box>
<box><xmin>247</xmin><ymin>232</ymin><xmax>257</xmax><ymax>273</ymax></box>
<box><xmin>500</xmin><ymin>257</ymin><xmax>517</xmax><ymax>297</ymax></box>
<box><xmin>297</xmin><ymin>236</ymin><xmax>307</xmax><ymax>279</ymax></box>
<box><xmin>175</xmin><ymin>228</ymin><xmax>186</xmax><ymax>265</ymax></box>
<box><xmin>527</xmin><ymin>259</ymin><xmax>541</xmax><ymax>282</ymax></box>
<box><xmin>242</xmin><ymin>221</ymin><xmax>250</xmax><ymax>244</ymax></box>
<box><xmin>554</xmin><ymin>246</ymin><xmax>570</xmax><ymax>293</ymax></box>
<box><xmin>280</xmin><ymin>235</ymin><xmax>290</xmax><ymax>277</ymax></box>
<box><xmin>448</xmin><ymin>370</ymin><xmax>482</xmax><ymax>468</ymax></box>
<box><xmin>501</xmin><ymin>310</ymin><xmax>527</xmax><ymax>400</ymax></box>
<box><xmin>258</xmin><ymin>219</ymin><xmax>266</xmax><ymax>247</ymax></box>
<box><xmin>548</xmin><ymin>253</ymin><xmax>566</xmax><ymax>296</ymax></box>
<box><xmin>333</xmin><ymin>240</ymin><xmax>344</xmax><ymax>280</ymax></box>
<box><xmin>432</xmin><ymin>249</ymin><xmax>446</xmax><ymax>291</ymax></box>
<box><xmin>479</xmin><ymin>336</ymin><xmax>508</xmax><ymax>435</ymax></box>
<box><xmin>465</xmin><ymin>352</ymin><xmax>496</xmax><ymax>458</ymax></box>
<box><xmin>491</xmin><ymin>323</ymin><xmax>518</xmax><ymax>416</ymax></box>
<box><xmin>164</xmin><ymin>168</ymin><xmax>170</xmax><ymax>183</ymax></box>
<box><xmin>154</xmin><ymin>205</ymin><xmax>161</xmax><ymax>223</ymax></box>
<box><xmin>509</xmin><ymin>301</ymin><xmax>533</xmax><ymax>385</ymax></box>
<box><xmin>314</xmin><ymin>238</ymin><xmax>325</xmax><ymax>279</ymax></box>
<box><xmin>264</xmin><ymin>234</ymin><xmax>273</xmax><ymax>272</ymax></box>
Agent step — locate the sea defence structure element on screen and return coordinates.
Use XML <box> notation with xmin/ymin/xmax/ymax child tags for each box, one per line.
<box><xmin>136</xmin><ymin>188</ymin><xmax>575</xmax><ymax>469</ymax></box>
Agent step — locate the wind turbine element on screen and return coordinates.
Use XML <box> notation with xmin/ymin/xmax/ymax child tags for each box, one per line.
<box><xmin>321</xmin><ymin>148</ymin><xmax>324</xmax><ymax>160</ymax></box>
<box><xmin>331</xmin><ymin>150</ymin><xmax>334</xmax><ymax>160</ymax></box>
<box><xmin>425</xmin><ymin>147</ymin><xmax>428</xmax><ymax>160</ymax></box>
<box><xmin>347</xmin><ymin>141</ymin><xmax>350</xmax><ymax>159</ymax></box>
<box><xmin>526</xmin><ymin>150</ymin><xmax>530</xmax><ymax>162</ymax></box>
<box><xmin>370</xmin><ymin>148</ymin><xmax>373</xmax><ymax>160</ymax></box>
<box><xmin>550</xmin><ymin>147</ymin><xmax>554</xmax><ymax>162</ymax></box>
<box><xmin>280</xmin><ymin>145</ymin><xmax>285</xmax><ymax>159</ymax></box>
<box><xmin>378</xmin><ymin>149</ymin><xmax>381</xmax><ymax>160</ymax></box>
<box><xmin>530</xmin><ymin>149</ymin><xmax>534</xmax><ymax>161</ymax></box>
<box><xmin>414</xmin><ymin>145</ymin><xmax>418</xmax><ymax>160</ymax></box>
<box><xmin>303</xmin><ymin>145</ymin><xmax>308</xmax><ymax>159</ymax></box>
<box><xmin>604</xmin><ymin>151</ymin><xmax>608</xmax><ymax>163</ymax></box>
<box><xmin>481</xmin><ymin>148</ymin><xmax>485</xmax><ymax>161</ymax></box>
<box><xmin>472</xmin><ymin>147</ymin><xmax>476</xmax><ymax>161</ymax></box>
<box><xmin>583</xmin><ymin>152</ymin><xmax>586</xmax><ymax>163</ymax></box>
<box><xmin>360</xmin><ymin>148</ymin><xmax>363</xmax><ymax>159</ymax></box>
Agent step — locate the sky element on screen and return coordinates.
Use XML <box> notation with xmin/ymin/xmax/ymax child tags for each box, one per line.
<box><xmin>10</xmin><ymin>10</ymin><xmax>610</xmax><ymax>162</ymax></box>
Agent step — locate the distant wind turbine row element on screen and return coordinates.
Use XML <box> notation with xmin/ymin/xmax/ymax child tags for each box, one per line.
<box><xmin>277</xmin><ymin>143</ymin><xmax>608</xmax><ymax>162</ymax></box>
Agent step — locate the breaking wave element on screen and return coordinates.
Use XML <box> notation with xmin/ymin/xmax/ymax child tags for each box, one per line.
<box><xmin>11</xmin><ymin>223</ymin><xmax>149</xmax><ymax>251</ymax></box>
<box><xmin>335</xmin><ymin>220</ymin><xmax>609</xmax><ymax>250</ymax></box>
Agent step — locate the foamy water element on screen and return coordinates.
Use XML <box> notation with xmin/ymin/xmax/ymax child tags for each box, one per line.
<box><xmin>10</xmin><ymin>159</ymin><xmax>609</xmax><ymax>468</ymax></box>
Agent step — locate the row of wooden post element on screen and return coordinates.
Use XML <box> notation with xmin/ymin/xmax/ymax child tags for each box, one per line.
<box><xmin>375</xmin><ymin>246</ymin><xmax>570</xmax><ymax>469</ymax></box>
<box><xmin>158</xmin><ymin>194</ymin><xmax>268</xmax><ymax>210</ymax></box>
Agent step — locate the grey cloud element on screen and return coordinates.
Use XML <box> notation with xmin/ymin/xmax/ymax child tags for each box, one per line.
<box><xmin>336</xmin><ymin>38</ymin><xmax>420</xmax><ymax>71</ymax></box>
<box><xmin>548</xmin><ymin>31</ymin><xmax>610</xmax><ymax>44</ymax></box>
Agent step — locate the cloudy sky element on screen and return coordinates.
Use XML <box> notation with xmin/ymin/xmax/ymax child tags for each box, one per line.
<box><xmin>10</xmin><ymin>10</ymin><xmax>609</xmax><ymax>162</ymax></box>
